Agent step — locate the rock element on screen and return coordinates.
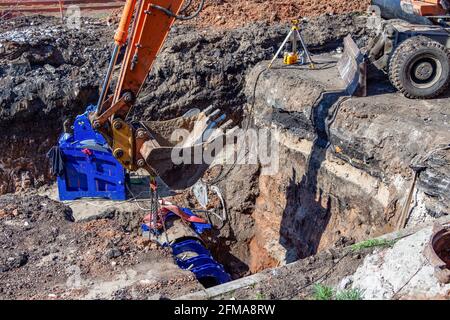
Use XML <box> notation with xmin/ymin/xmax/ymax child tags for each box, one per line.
<box><xmin>105</xmin><ymin>248</ymin><xmax>122</xmax><ymax>259</ymax></box>
<box><xmin>1</xmin><ymin>252</ymin><xmax>28</xmax><ymax>271</ymax></box>
<box><xmin>338</xmin><ymin>276</ymin><xmax>353</xmax><ymax>290</ymax></box>
<box><xmin>43</xmin><ymin>64</ymin><xmax>56</xmax><ymax>73</ymax></box>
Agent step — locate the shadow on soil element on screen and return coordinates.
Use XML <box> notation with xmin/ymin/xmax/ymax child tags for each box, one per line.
<box><xmin>278</xmin><ymin>73</ymin><xmax>400</xmax><ymax>263</ymax></box>
<box><xmin>279</xmin><ymin>90</ymin><xmax>348</xmax><ymax>263</ymax></box>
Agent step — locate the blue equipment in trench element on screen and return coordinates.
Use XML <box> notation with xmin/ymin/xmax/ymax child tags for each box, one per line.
<box><xmin>54</xmin><ymin>106</ymin><xmax>230</xmax><ymax>286</ymax></box>
<box><xmin>56</xmin><ymin>105</ymin><xmax>126</xmax><ymax>201</ymax></box>
<box><xmin>142</xmin><ymin>208</ymin><xmax>231</xmax><ymax>287</ymax></box>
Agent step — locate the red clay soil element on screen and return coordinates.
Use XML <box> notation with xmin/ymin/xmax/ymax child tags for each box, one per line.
<box><xmin>183</xmin><ymin>0</ymin><xmax>371</xmax><ymax>29</ymax></box>
<box><xmin>4</xmin><ymin>0</ymin><xmax>371</xmax><ymax>29</ymax></box>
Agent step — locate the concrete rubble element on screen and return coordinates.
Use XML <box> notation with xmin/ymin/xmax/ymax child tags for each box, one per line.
<box><xmin>352</xmin><ymin>226</ymin><xmax>450</xmax><ymax>299</ymax></box>
<box><xmin>180</xmin><ymin>216</ymin><xmax>450</xmax><ymax>300</ymax></box>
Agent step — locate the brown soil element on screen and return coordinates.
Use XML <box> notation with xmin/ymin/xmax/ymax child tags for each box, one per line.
<box><xmin>184</xmin><ymin>0</ymin><xmax>371</xmax><ymax>29</ymax></box>
<box><xmin>0</xmin><ymin>194</ymin><xmax>200</xmax><ymax>299</ymax></box>
<box><xmin>241</xmin><ymin>58</ymin><xmax>450</xmax><ymax>275</ymax></box>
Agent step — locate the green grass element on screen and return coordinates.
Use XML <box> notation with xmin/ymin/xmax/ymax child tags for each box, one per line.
<box><xmin>255</xmin><ymin>292</ymin><xmax>266</xmax><ymax>300</ymax></box>
<box><xmin>312</xmin><ymin>284</ymin><xmax>364</xmax><ymax>300</ymax></box>
<box><xmin>335</xmin><ymin>288</ymin><xmax>364</xmax><ymax>301</ymax></box>
<box><xmin>313</xmin><ymin>284</ymin><xmax>334</xmax><ymax>300</ymax></box>
<box><xmin>350</xmin><ymin>238</ymin><xmax>397</xmax><ymax>252</ymax></box>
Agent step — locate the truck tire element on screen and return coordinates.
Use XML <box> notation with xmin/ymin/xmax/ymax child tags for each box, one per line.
<box><xmin>388</xmin><ymin>36</ymin><xmax>450</xmax><ymax>99</ymax></box>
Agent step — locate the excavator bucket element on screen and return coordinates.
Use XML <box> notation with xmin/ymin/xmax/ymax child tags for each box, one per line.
<box><xmin>140</xmin><ymin>107</ymin><xmax>237</xmax><ymax>190</ymax></box>
<box><xmin>337</xmin><ymin>35</ymin><xmax>367</xmax><ymax>97</ymax></box>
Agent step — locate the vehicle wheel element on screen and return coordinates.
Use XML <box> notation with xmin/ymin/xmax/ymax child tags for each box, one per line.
<box><xmin>389</xmin><ymin>36</ymin><xmax>450</xmax><ymax>99</ymax></box>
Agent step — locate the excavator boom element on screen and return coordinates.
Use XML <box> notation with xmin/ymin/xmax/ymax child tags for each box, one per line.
<box><xmin>89</xmin><ymin>0</ymin><xmax>233</xmax><ymax>190</ymax></box>
<box><xmin>114</xmin><ymin>0</ymin><xmax>185</xmax><ymax>107</ymax></box>
<box><xmin>95</xmin><ymin>0</ymin><xmax>185</xmax><ymax>119</ymax></box>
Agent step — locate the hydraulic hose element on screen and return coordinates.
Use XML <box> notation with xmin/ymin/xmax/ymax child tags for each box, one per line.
<box><xmin>151</xmin><ymin>0</ymin><xmax>205</xmax><ymax>21</ymax></box>
<box><xmin>179</xmin><ymin>0</ymin><xmax>193</xmax><ymax>13</ymax></box>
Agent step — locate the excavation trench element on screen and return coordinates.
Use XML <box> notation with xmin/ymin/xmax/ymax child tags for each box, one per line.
<box><xmin>211</xmin><ymin>55</ymin><xmax>450</xmax><ymax>278</ymax></box>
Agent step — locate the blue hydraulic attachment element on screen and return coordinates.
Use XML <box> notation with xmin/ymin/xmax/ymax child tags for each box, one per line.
<box><xmin>57</xmin><ymin>105</ymin><xmax>127</xmax><ymax>201</ymax></box>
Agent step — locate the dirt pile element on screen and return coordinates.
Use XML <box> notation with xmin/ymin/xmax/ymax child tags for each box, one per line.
<box><xmin>184</xmin><ymin>0</ymin><xmax>370</xmax><ymax>29</ymax></box>
<box><xmin>105</xmin><ymin>0</ymin><xmax>370</xmax><ymax>29</ymax></box>
<box><xmin>0</xmin><ymin>194</ymin><xmax>200</xmax><ymax>299</ymax></box>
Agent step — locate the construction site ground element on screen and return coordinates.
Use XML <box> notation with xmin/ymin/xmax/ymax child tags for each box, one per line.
<box><xmin>0</xmin><ymin>1</ymin><xmax>449</xmax><ymax>300</ymax></box>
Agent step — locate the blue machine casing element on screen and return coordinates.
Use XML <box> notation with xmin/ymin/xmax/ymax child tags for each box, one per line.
<box><xmin>57</xmin><ymin>105</ymin><xmax>127</xmax><ymax>201</ymax></box>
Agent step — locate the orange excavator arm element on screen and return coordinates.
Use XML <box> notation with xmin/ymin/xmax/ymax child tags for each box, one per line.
<box><xmin>94</xmin><ymin>0</ymin><xmax>188</xmax><ymax>122</ymax></box>
<box><xmin>90</xmin><ymin>0</ymin><xmax>193</xmax><ymax>175</ymax></box>
<box><xmin>87</xmin><ymin>0</ymin><xmax>231</xmax><ymax>191</ymax></box>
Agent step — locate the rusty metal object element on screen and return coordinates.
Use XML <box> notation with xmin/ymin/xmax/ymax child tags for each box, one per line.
<box><xmin>424</xmin><ymin>223</ymin><xmax>450</xmax><ymax>284</ymax></box>
<box><xmin>338</xmin><ymin>35</ymin><xmax>367</xmax><ymax>97</ymax></box>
